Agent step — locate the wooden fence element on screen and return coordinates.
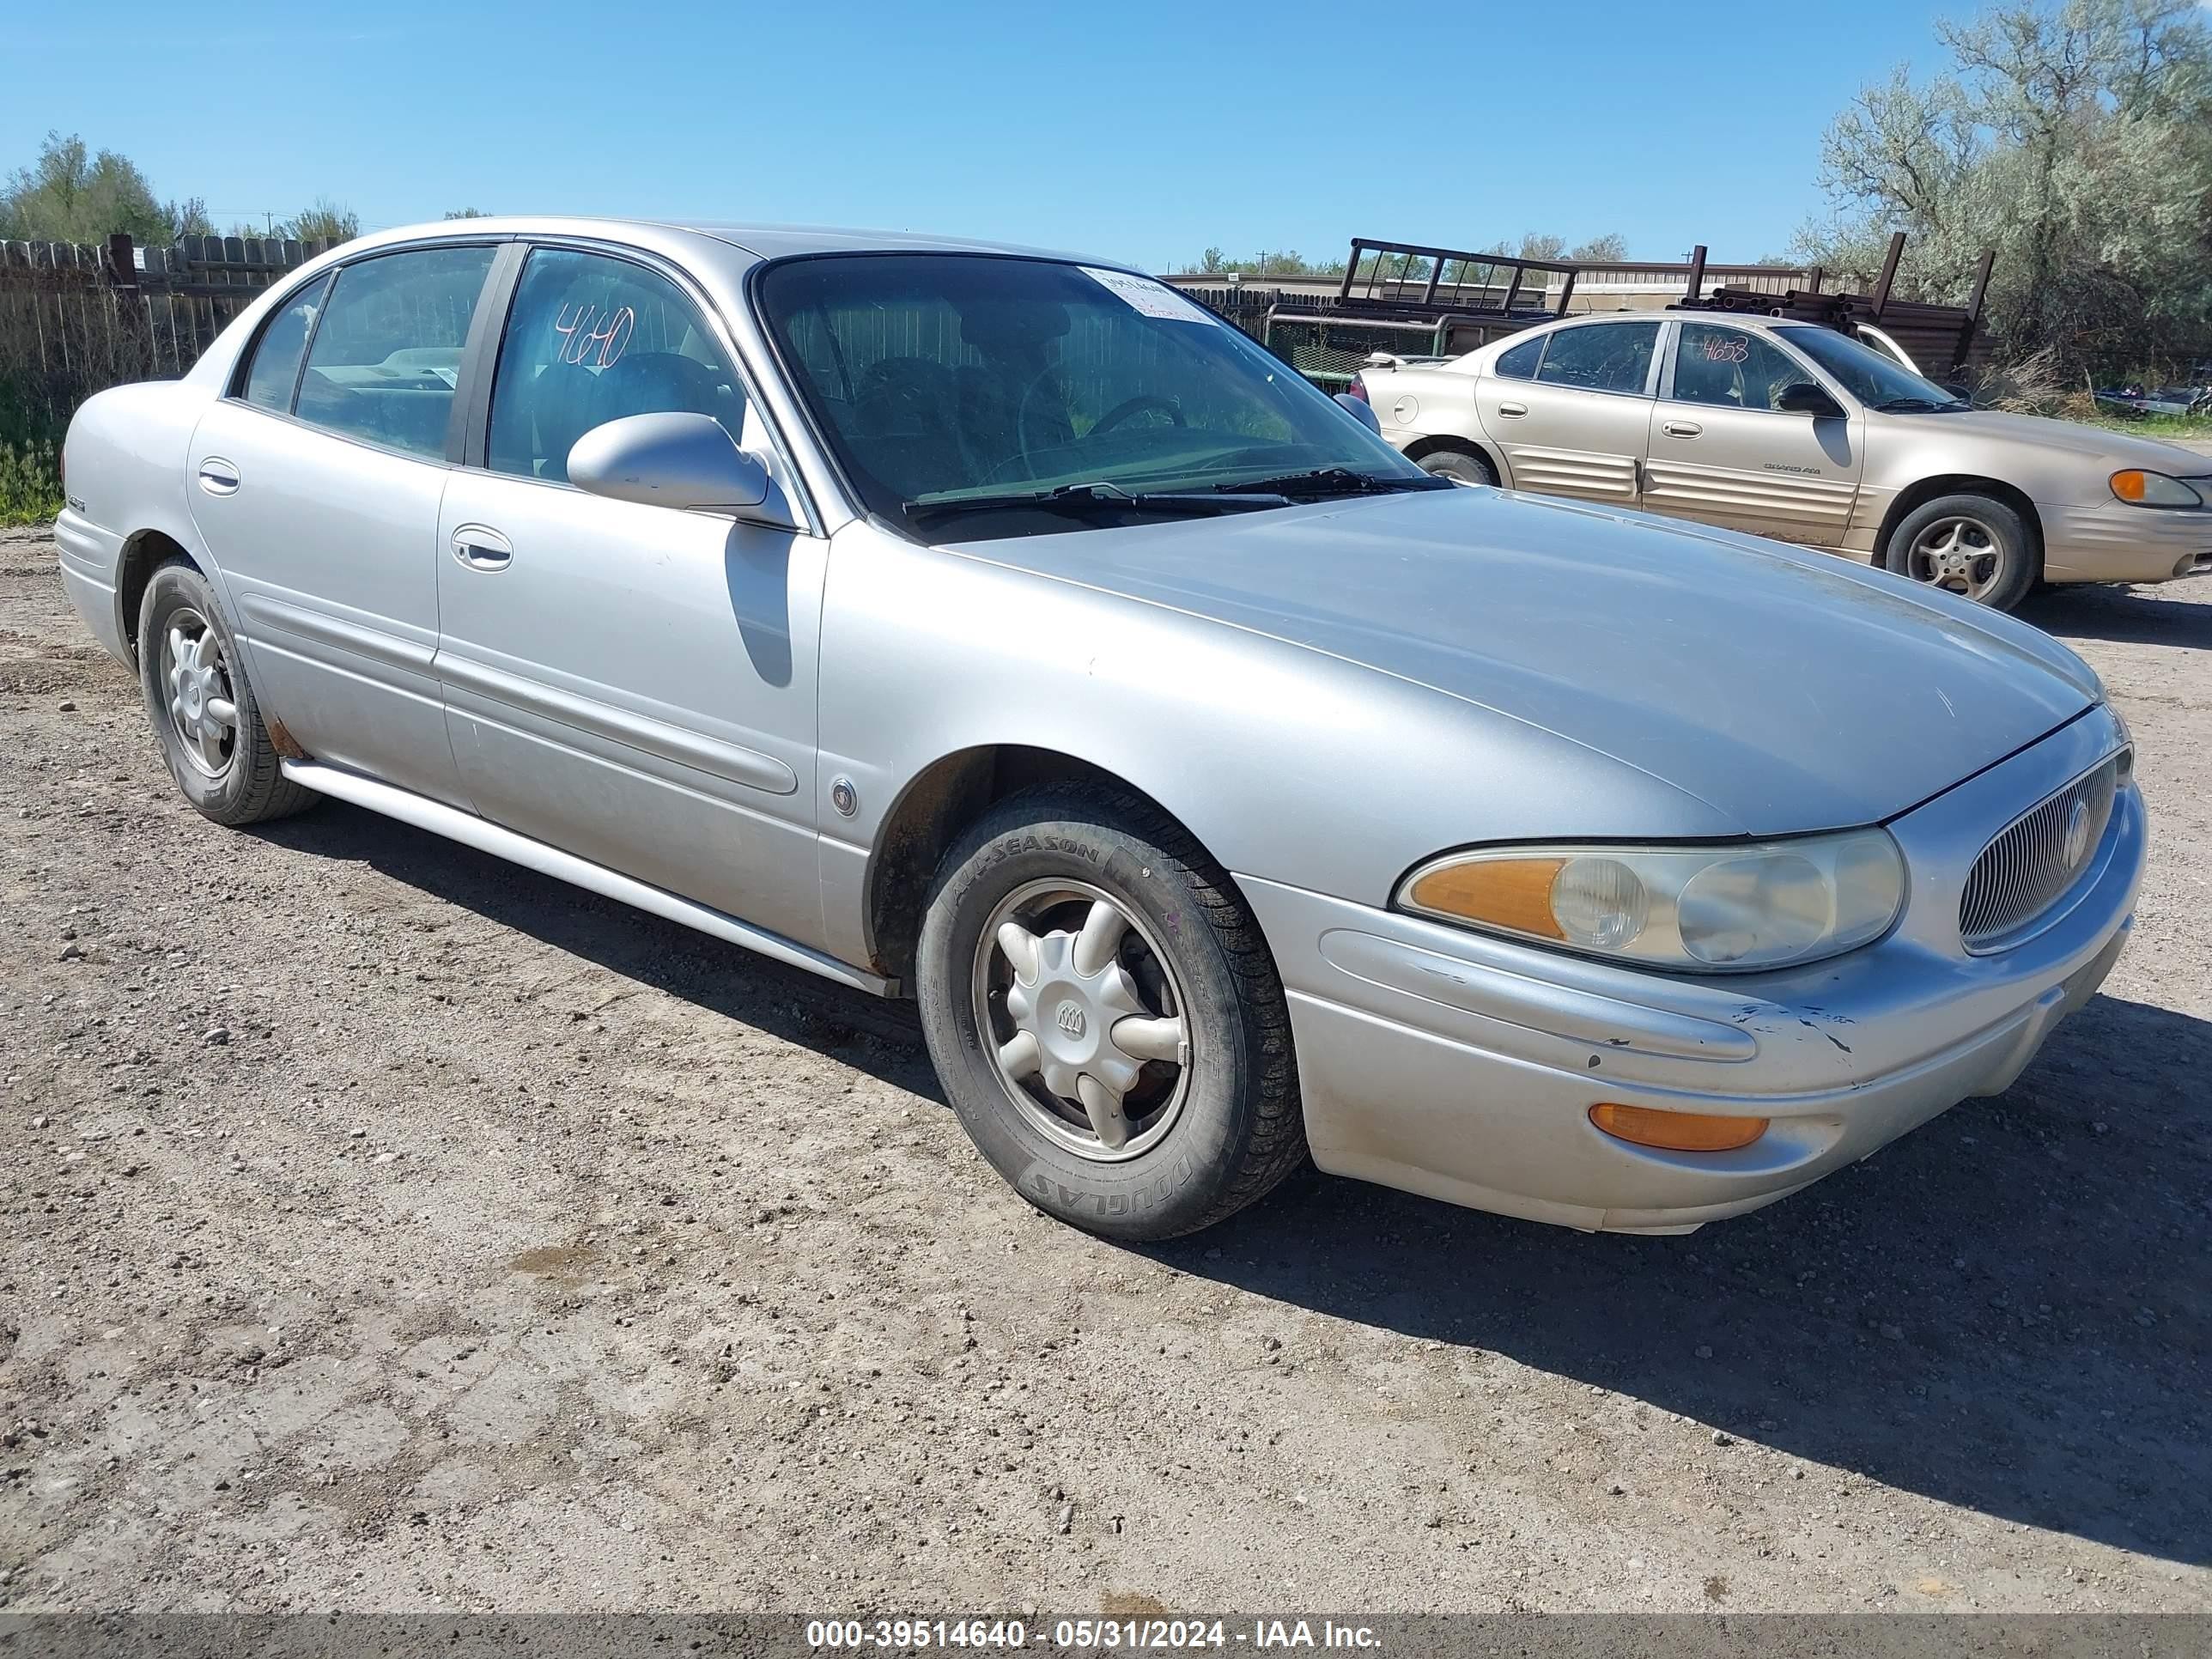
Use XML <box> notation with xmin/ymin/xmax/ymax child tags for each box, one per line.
<box><xmin>0</xmin><ymin>234</ymin><xmax>337</xmax><ymax>437</ymax></box>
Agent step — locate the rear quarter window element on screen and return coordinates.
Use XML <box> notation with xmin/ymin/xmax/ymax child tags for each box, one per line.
<box><xmin>1493</xmin><ymin>335</ymin><xmax>1543</xmax><ymax>380</ymax></box>
<box><xmin>240</xmin><ymin>275</ymin><xmax>331</xmax><ymax>411</ymax></box>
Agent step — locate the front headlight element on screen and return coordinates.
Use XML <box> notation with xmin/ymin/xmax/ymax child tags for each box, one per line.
<box><xmin>1398</xmin><ymin>830</ymin><xmax>1906</xmax><ymax>972</ymax></box>
<box><xmin>2111</xmin><ymin>470</ymin><xmax>2203</xmax><ymax>508</ymax></box>
<box><xmin>2108</xmin><ymin>708</ymin><xmax>2134</xmax><ymax>788</ymax></box>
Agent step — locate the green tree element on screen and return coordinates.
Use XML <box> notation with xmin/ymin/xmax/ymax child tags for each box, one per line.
<box><xmin>443</xmin><ymin>207</ymin><xmax>491</xmax><ymax>220</ymax></box>
<box><xmin>0</xmin><ymin>131</ymin><xmax>201</xmax><ymax>243</ymax></box>
<box><xmin>1798</xmin><ymin>0</ymin><xmax>2212</xmax><ymax>375</ymax></box>
<box><xmin>1182</xmin><ymin>248</ymin><xmax>1346</xmax><ymax>278</ymax></box>
<box><xmin>283</xmin><ymin>198</ymin><xmax>362</xmax><ymax>246</ymax></box>
<box><xmin>1569</xmin><ymin>232</ymin><xmax>1629</xmax><ymax>262</ymax></box>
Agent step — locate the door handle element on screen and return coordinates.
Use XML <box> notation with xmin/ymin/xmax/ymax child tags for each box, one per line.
<box><xmin>197</xmin><ymin>458</ymin><xmax>240</xmax><ymax>495</ymax></box>
<box><xmin>451</xmin><ymin>524</ymin><xmax>513</xmax><ymax>572</ymax></box>
<box><xmin>1660</xmin><ymin>419</ymin><xmax>1704</xmax><ymax>438</ymax></box>
<box><xmin>1496</xmin><ymin>401</ymin><xmax>1528</xmax><ymax>418</ymax></box>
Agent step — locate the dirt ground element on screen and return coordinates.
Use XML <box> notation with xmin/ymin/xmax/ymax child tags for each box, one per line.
<box><xmin>1</xmin><ymin>521</ymin><xmax>2206</xmax><ymax>1616</ymax></box>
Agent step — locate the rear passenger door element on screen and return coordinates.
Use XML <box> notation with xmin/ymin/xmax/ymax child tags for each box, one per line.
<box><xmin>186</xmin><ymin>243</ymin><xmax>500</xmax><ymax>804</ymax></box>
<box><xmin>1474</xmin><ymin>319</ymin><xmax>1658</xmax><ymax>505</ymax></box>
<box><xmin>1643</xmin><ymin>321</ymin><xmax>1863</xmax><ymax>546</ymax></box>
<box><xmin>431</xmin><ymin>244</ymin><xmax>830</xmax><ymax>949</ymax></box>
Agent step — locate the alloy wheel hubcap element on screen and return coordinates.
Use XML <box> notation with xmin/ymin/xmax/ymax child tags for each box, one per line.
<box><xmin>162</xmin><ymin>609</ymin><xmax>238</xmax><ymax>778</ymax></box>
<box><xmin>975</xmin><ymin>879</ymin><xmax>1190</xmax><ymax>1161</ymax></box>
<box><xmin>1908</xmin><ymin>516</ymin><xmax>2005</xmax><ymax>601</ymax></box>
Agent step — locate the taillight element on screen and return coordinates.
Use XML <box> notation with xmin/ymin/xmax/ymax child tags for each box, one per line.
<box><xmin>1345</xmin><ymin>377</ymin><xmax>1370</xmax><ymax>404</ymax></box>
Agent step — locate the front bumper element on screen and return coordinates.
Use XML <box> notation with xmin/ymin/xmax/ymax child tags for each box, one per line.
<box><xmin>1244</xmin><ymin>708</ymin><xmax>2144</xmax><ymax>1233</ymax></box>
<box><xmin>2040</xmin><ymin>500</ymin><xmax>2212</xmax><ymax>584</ymax></box>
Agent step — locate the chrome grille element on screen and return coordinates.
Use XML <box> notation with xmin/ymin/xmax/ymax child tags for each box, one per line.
<box><xmin>1959</xmin><ymin>752</ymin><xmax>2124</xmax><ymax>952</ymax></box>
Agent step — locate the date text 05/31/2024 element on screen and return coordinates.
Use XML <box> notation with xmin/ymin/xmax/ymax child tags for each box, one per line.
<box><xmin>805</xmin><ymin>1619</ymin><xmax>1382</xmax><ymax>1650</ymax></box>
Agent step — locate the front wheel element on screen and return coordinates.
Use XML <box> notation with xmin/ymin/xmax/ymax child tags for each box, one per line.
<box><xmin>915</xmin><ymin>787</ymin><xmax>1306</xmax><ymax>1240</ymax></box>
<box><xmin>1881</xmin><ymin>493</ymin><xmax>2039</xmax><ymax>611</ymax></box>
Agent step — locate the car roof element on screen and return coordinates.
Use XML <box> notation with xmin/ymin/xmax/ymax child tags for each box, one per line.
<box><xmin>337</xmin><ymin>215</ymin><xmax>1106</xmax><ymax>268</ymax></box>
<box><xmin>676</xmin><ymin>220</ymin><xmax>1098</xmax><ymax>263</ymax></box>
<box><xmin>1534</xmin><ymin>308</ymin><xmax>1800</xmax><ymax>334</ymax></box>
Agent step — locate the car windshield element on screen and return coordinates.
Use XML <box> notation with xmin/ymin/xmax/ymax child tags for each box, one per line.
<box><xmin>1776</xmin><ymin>325</ymin><xmax>1966</xmax><ymax>410</ymax></box>
<box><xmin>755</xmin><ymin>253</ymin><xmax>1442</xmax><ymax>538</ymax></box>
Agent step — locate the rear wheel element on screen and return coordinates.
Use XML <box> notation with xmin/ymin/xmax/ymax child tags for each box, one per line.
<box><xmin>915</xmin><ymin>786</ymin><xmax>1305</xmax><ymax>1240</ymax></box>
<box><xmin>1882</xmin><ymin>493</ymin><xmax>2039</xmax><ymax>611</ymax></box>
<box><xmin>137</xmin><ymin>559</ymin><xmax>317</xmax><ymax>826</ymax></box>
<box><xmin>1416</xmin><ymin>446</ymin><xmax>1499</xmax><ymax>488</ymax></box>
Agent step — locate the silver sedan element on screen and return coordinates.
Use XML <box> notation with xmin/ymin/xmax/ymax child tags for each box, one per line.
<box><xmin>56</xmin><ymin>218</ymin><xmax>2144</xmax><ymax>1239</ymax></box>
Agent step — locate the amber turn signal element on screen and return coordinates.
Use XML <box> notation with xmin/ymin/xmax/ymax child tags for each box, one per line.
<box><xmin>1404</xmin><ymin>856</ymin><xmax>1565</xmax><ymax>939</ymax></box>
<box><xmin>1589</xmin><ymin>1102</ymin><xmax>1769</xmax><ymax>1152</ymax></box>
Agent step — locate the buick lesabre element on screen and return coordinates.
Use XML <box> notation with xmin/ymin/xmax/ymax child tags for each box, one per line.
<box><xmin>56</xmin><ymin>218</ymin><xmax>2144</xmax><ymax>1239</ymax></box>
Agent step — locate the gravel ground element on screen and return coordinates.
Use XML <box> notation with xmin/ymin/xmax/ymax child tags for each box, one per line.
<box><xmin>1</xmin><ymin>524</ymin><xmax>2206</xmax><ymax>1615</ymax></box>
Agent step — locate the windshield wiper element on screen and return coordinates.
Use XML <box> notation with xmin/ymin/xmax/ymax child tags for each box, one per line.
<box><xmin>1207</xmin><ymin>466</ymin><xmax>1453</xmax><ymax>498</ymax></box>
<box><xmin>1873</xmin><ymin>397</ymin><xmax>1967</xmax><ymax>412</ymax></box>
<box><xmin>904</xmin><ymin>481</ymin><xmax>1289</xmax><ymax>520</ymax></box>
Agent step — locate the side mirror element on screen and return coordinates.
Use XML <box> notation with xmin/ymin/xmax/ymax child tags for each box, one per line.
<box><xmin>568</xmin><ymin>412</ymin><xmax>788</xmax><ymax>520</ymax></box>
<box><xmin>1334</xmin><ymin>390</ymin><xmax>1383</xmax><ymax>434</ymax></box>
<box><xmin>1775</xmin><ymin>381</ymin><xmax>1844</xmax><ymax>419</ymax></box>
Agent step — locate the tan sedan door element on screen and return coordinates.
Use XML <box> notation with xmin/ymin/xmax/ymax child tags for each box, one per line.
<box><xmin>1641</xmin><ymin>321</ymin><xmax>1863</xmax><ymax>546</ymax></box>
<box><xmin>1476</xmin><ymin>319</ymin><xmax>1660</xmax><ymax>506</ymax></box>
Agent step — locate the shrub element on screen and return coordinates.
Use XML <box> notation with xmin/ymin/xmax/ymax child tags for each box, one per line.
<box><xmin>0</xmin><ymin>434</ymin><xmax>62</xmax><ymax>526</ymax></box>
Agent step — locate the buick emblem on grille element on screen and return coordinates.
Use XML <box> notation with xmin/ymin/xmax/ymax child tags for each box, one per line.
<box><xmin>1959</xmin><ymin>754</ymin><xmax>2120</xmax><ymax>953</ymax></box>
<box><xmin>1055</xmin><ymin>1003</ymin><xmax>1087</xmax><ymax>1039</ymax></box>
<box><xmin>2063</xmin><ymin>797</ymin><xmax>2094</xmax><ymax>868</ymax></box>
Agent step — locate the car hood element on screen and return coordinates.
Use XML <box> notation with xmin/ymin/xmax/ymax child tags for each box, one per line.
<box><xmin>1891</xmin><ymin>408</ymin><xmax>2212</xmax><ymax>473</ymax></box>
<box><xmin>945</xmin><ymin>489</ymin><xmax>2101</xmax><ymax>836</ymax></box>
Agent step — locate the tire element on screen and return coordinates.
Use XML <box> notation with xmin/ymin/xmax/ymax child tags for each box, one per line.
<box><xmin>1416</xmin><ymin>446</ymin><xmax>1498</xmax><ymax>488</ymax></box>
<box><xmin>137</xmin><ymin>557</ymin><xmax>318</xmax><ymax>827</ymax></box>
<box><xmin>1881</xmin><ymin>493</ymin><xmax>2040</xmax><ymax>611</ymax></box>
<box><xmin>915</xmin><ymin>785</ymin><xmax>1306</xmax><ymax>1241</ymax></box>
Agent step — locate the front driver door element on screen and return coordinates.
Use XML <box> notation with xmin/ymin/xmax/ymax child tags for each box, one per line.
<box><xmin>432</xmin><ymin>245</ymin><xmax>829</xmax><ymax>948</ymax></box>
<box><xmin>1642</xmin><ymin>321</ymin><xmax>1863</xmax><ymax>546</ymax></box>
<box><xmin>1474</xmin><ymin>319</ymin><xmax>1659</xmax><ymax>505</ymax></box>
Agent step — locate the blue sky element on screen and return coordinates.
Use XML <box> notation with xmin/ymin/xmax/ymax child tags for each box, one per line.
<box><xmin>7</xmin><ymin>0</ymin><xmax>1966</xmax><ymax>270</ymax></box>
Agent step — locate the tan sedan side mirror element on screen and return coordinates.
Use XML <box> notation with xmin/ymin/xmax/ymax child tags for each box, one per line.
<box><xmin>1776</xmin><ymin>381</ymin><xmax>1846</xmax><ymax>419</ymax></box>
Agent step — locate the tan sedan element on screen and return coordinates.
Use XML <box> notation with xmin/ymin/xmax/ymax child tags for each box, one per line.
<box><xmin>1355</xmin><ymin>311</ymin><xmax>2212</xmax><ymax>609</ymax></box>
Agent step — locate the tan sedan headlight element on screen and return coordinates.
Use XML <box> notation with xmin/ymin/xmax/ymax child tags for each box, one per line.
<box><xmin>1399</xmin><ymin>830</ymin><xmax>1906</xmax><ymax>972</ymax></box>
<box><xmin>2111</xmin><ymin>470</ymin><xmax>2204</xmax><ymax>508</ymax></box>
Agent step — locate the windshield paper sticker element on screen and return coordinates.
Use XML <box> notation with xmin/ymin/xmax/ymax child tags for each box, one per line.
<box><xmin>1080</xmin><ymin>267</ymin><xmax>1218</xmax><ymax>325</ymax></box>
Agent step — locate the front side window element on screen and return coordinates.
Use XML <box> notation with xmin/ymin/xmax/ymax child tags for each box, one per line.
<box><xmin>1533</xmin><ymin>322</ymin><xmax>1658</xmax><ymax>395</ymax></box>
<box><xmin>1777</xmin><ymin>325</ymin><xmax>1965</xmax><ymax>410</ymax></box>
<box><xmin>295</xmin><ymin>246</ymin><xmax>496</xmax><ymax>459</ymax></box>
<box><xmin>487</xmin><ymin>249</ymin><xmax>744</xmax><ymax>483</ymax></box>
<box><xmin>240</xmin><ymin>274</ymin><xmax>331</xmax><ymax>411</ymax></box>
<box><xmin>756</xmin><ymin>254</ymin><xmax>1437</xmax><ymax>539</ymax></box>
<box><xmin>1670</xmin><ymin>325</ymin><xmax>1813</xmax><ymax>412</ymax></box>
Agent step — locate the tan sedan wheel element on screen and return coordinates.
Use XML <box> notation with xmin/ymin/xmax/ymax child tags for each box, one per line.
<box><xmin>1417</xmin><ymin>447</ymin><xmax>1499</xmax><ymax>488</ymax></box>
<box><xmin>1882</xmin><ymin>493</ymin><xmax>2039</xmax><ymax>611</ymax></box>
